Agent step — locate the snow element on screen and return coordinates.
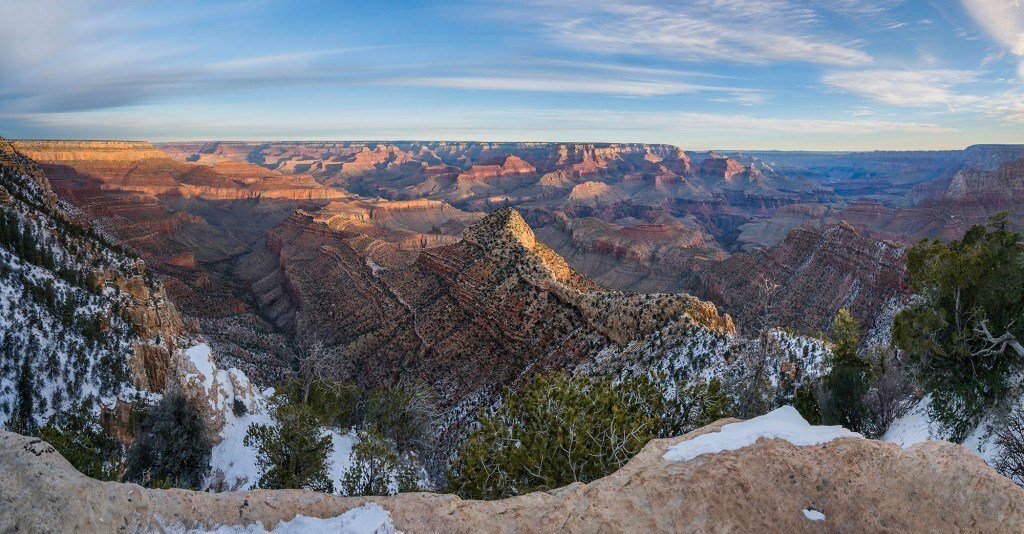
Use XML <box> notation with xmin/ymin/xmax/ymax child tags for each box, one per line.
<box><xmin>881</xmin><ymin>397</ymin><xmax>936</xmax><ymax>448</ymax></box>
<box><xmin>664</xmin><ymin>406</ymin><xmax>862</xmax><ymax>462</ymax></box>
<box><xmin>186</xmin><ymin>344</ymin><xmax>217</xmax><ymax>392</ymax></box>
<box><xmin>183</xmin><ymin>503</ymin><xmax>400</xmax><ymax>533</ymax></box>
<box><xmin>883</xmin><ymin>396</ymin><xmax>1001</xmax><ymax>465</ymax></box>
<box><xmin>803</xmin><ymin>509</ymin><xmax>826</xmax><ymax>521</ymax></box>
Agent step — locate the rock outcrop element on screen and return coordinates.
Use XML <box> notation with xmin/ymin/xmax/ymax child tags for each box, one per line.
<box><xmin>3</xmin><ymin>418</ymin><xmax>1023</xmax><ymax>532</ymax></box>
<box><xmin>156</xmin><ymin>141</ymin><xmax>836</xmax><ymax>234</ymax></box>
<box><xmin>13</xmin><ymin>140</ymin><xmax>335</xmax><ymax>383</ymax></box>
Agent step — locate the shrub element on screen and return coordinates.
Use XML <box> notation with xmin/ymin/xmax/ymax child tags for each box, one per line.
<box><xmin>232</xmin><ymin>397</ymin><xmax>247</xmax><ymax>418</ymax></box>
<box><xmin>364</xmin><ymin>382</ymin><xmax>437</xmax><ymax>455</ymax></box>
<box><xmin>862</xmin><ymin>348</ymin><xmax>914</xmax><ymax>439</ymax></box>
<box><xmin>993</xmin><ymin>405</ymin><xmax>1024</xmax><ymax>486</ymax></box>
<box><xmin>728</xmin><ymin>339</ymin><xmax>773</xmax><ymax>420</ymax></box>
<box><xmin>793</xmin><ymin>382</ymin><xmax>821</xmax><ymax>425</ymax></box>
<box><xmin>447</xmin><ymin>372</ymin><xmax>665</xmax><ymax>500</ymax></box>
<box><xmin>396</xmin><ymin>462</ymin><xmax>421</xmax><ymax>493</ymax></box>
<box><xmin>38</xmin><ymin>403</ymin><xmax>122</xmax><ymax>481</ymax></box>
<box><xmin>661</xmin><ymin>377</ymin><xmax>731</xmax><ymax>436</ymax></box>
<box><xmin>339</xmin><ymin>428</ymin><xmax>397</xmax><ymax>496</ymax></box>
<box><xmin>124</xmin><ymin>393</ymin><xmax>212</xmax><ymax>489</ymax></box>
<box><xmin>276</xmin><ymin>378</ymin><xmax>360</xmax><ymax>431</ymax></box>
<box><xmin>244</xmin><ymin>395</ymin><xmax>334</xmax><ymax>492</ymax></box>
<box><xmin>821</xmin><ymin>309</ymin><xmax>869</xmax><ymax>432</ymax></box>
<box><xmin>894</xmin><ymin>215</ymin><xmax>1024</xmax><ymax>441</ymax></box>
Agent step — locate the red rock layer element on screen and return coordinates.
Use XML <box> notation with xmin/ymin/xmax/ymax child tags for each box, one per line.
<box><xmin>695</xmin><ymin>223</ymin><xmax>910</xmax><ymax>335</ymax></box>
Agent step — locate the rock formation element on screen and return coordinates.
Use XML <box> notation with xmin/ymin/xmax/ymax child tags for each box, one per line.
<box><xmin>3</xmin><ymin>417</ymin><xmax>1023</xmax><ymax>532</ymax></box>
<box><xmin>252</xmin><ymin>206</ymin><xmax>733</xmax><ymax>452</ymax></box>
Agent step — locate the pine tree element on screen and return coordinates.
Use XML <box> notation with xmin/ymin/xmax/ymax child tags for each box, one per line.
<box><xmin>10</xmin><ymin>352</ymin><xmax>36</xmax><ymax>434</ymax></box>
<box><xmin>124</xmin><ymin>393</ymin><xmax>212</xmax><ymax>489</ymax></box>
<box><xmin>822</xmin><ymin>309</ymin><xmax>868</xmax><ymax>432</ymax></box>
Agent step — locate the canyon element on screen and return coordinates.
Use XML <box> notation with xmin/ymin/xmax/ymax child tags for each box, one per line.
<box><xmin>5</xmin><ymin>136</ymin><xmax>1024</xmax><ymax>529</ymax></box>
<box><xmin>17</xmin><ymin>139</ymin><xmax>1024</xmax><ymax>380</ymax></box>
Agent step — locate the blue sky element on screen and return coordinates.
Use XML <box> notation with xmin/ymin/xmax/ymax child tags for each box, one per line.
<box><xmin>1</xmin><ymin>0</ymin><xmax>1022</xmax><ymax>150</ymax></box>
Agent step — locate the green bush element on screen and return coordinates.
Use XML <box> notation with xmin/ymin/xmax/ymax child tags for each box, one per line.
<box><xmin>448</xmin><ymin>372</ymin><xmax>702</xmax><ymax>500</ymax></box>
<box><xmin>244</xmin><ymin>395</ymin><xmax>334</xmax><ymax>493</ymax></box>
<box><xmin>38</xmin><ymin>403</ymin><xmax>122</xmax><ymax>481</ymax></box>
<box><xmin>276</xmin><ymin>378</ymin><xmax>360</xmax><ymax>431</ymax></box>
<box><xmin>793</xmin><ymin>382</ymin><xmax>821</xmax><ymax>425</ymax></box>
<box><xmin>339</xmin><ymin>428</ymin><xmax>397</xmax><ymax>497</ymax></box>
<box><xmin>821</xmin><ymin>309</ymin><xmax>869</xmax><ymax>432</ymax></box>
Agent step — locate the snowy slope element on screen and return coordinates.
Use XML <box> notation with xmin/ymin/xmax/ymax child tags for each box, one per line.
<box><xmin>0</xmin><ymin>138</ymin><xmax>166</xmax><ymax>428</ymax></box>
<box><xmin>884</xmin><ymin>395</ymin><xmax>1002</xmax><ymax>469</ymax></box>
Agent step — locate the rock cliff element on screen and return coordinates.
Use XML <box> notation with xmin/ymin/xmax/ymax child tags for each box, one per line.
<box><xmin>696</xmin><ymin>223</ymin><xmax>911</xmax><ymax>336</ymax></box>
<box><xmin>2</xmin><ymin>417</ymin><xmax>1022</xmax><ymax>532</ymax></box>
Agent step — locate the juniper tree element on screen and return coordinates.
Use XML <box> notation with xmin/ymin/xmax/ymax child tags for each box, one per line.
<box><xmin>448</xmin><ymin>372</ymin><xmax>698</xmax><ymax>500</ymax></box>
<box><xmin>894</xmin><ymin>214</ymin><xmax>1024</xmax><ymax>440</ymax></box>
<box><xmin>244</xmin><ymin>395</ymin><xmax>334</xmax><ymax>493</ymax></box>
<box><xmin>821</xmin><ymin>309</ymin><xmax>869</xmax><ymax>432</ymax></box>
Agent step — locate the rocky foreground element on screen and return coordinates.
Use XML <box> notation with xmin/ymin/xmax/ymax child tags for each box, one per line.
<box><xmin>3</xmin><ymin>419</ymin><xmax>1023</xmax><ymax>533</ymax></box>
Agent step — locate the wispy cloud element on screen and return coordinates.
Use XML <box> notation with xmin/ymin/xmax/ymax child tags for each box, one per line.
<box><xmin>2</xmin><ymin>106</ymin><xmax>950</xmax><ymax>142</ymax></box>
<box><xmin>0</xmin><ymin>0</ymin><xmax>763</xmax><ymax>115</ymax></box>
<box><xmin>386</xmin><ymin>76</ymin><xmax>701</xmax><ymax>96</ymax></box>
<box><xmin>822</xmin><ymin>69</ymin><xmax>980</xmax><ymax>108</ymax></box>
<box><xmin>823</xmin><ymin>68</ymin><xmax>1024</xmax><ymax>124</ymax></box>
<box><xmin>512</xmin><ymin>0</ymin><xmax>874</xmax><ymax>66</ymax></box>
<box><xmin>960</xmin><ymin>0</ymin><xmax>1024</xmax><ymax>76</ymax></box>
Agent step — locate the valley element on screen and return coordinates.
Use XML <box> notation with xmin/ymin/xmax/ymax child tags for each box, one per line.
<box><xmin>4</xmin><ymin>135</ymin><xmax>1024</xmax><ymax>529</ymax></box>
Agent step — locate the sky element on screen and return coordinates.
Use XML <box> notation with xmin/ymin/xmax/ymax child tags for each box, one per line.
<box><xmin>1</xmin><ymin>0</ymin><xmax>1023</xmax><ymax>150</ymax></box>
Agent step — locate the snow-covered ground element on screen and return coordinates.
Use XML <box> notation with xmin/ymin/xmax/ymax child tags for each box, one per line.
<box><xmin>883</xmin><ymin>396</ymin><xmax>1000</xmax><ymax>465</ymax></box>
<box><xmin>664</xmin><ymin>405</ymin><xmax>861</xmax><ymax>462</ymax></box>
<box><xmin>182</xmin><ymin>503</ymin><xmax>400</xmax><ymax>534</ymax></box>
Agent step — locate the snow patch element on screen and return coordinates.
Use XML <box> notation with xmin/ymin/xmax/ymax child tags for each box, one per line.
<box><xmin>883</xmin><ymin>395</ymin><xmax>1001</xmax><ymax>466</ymax></box>
<box><xmin>882</xmin><ymin>397</ymin><xmax>936</xmax><ymax>448</ymax></box>
<box><xmin>186</xmin><ymin>344</ymin><xmax>216</xmax><ymax>392</ymax></box>
<box><xmin>803</xmin><ymin>508</ymin><xmax>825</xmax><ymax>521</ymax></box>
<box><xmin>183</xmin><ymin>503</ymin><xmax>400</xmax><ymax>533</ymax></box>
<box><xmin>664</xmin><ymin>406</ymin><xmax>861</xmax><ymax>462</ymax></box>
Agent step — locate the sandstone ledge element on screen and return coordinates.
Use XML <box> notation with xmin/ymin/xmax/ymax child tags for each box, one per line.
<box><xmin>2</xmin><ymin>420</ymin><xmax>1023</xmax><ymax>533</ymax></box>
